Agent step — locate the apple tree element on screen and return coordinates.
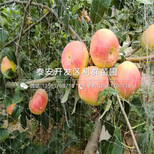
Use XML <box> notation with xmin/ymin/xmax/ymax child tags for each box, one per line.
<box><xmin>0</xmin><ymin>0</ymin><xmax>153</xmax><ymax>153</ymax></box>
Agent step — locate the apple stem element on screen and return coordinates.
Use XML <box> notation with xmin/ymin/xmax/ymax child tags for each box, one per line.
<box><xmin>116</xmin><ymin>94</ymin><xmax>141</xmax><ymax>154</ymax></box>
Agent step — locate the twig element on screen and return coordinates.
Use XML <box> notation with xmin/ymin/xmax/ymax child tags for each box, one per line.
<box><xmin>4</xmin><ymin>11</ymin><xmax>51</xmax><ymax>47</ymax></box>
<box><xmin>125</xmin><ymin>47</ymin><xmax>140</xmax><ymax>58</ymax></box>
<box><xmin>68</xmin><ymin>25</ymin><xmax>83</xmax><ymax>42</ymax></box>
<box><xmin>117</xmin><ymin>54</ymin><xmax>154</xmax><ymax>63</ymax></box>
<box><xmin>15</xmin><ymin>0</ymin><xmax>33</xmax><ymax>80</ymax></box>
<box><xmin>5</xmin><ymin>77</ymin><xmax>56</xmax><ymax>88</ymax></box>
<box><xmin>84</xmin><ymin>118</ymin><xmax>102</xmax><ymax>154</ymax></box>
<box><xmin>1</xmin><ymin>1</ymin><xmax>82</xmax><ymax>43</ymax></box>
<box><xmin>116</xmin><ymin>94</ymin><xmax>141</xmax><ymax>154</ymax></box>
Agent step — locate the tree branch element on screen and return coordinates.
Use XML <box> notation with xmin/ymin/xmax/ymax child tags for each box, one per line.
<box><xmin>4</xmin><ymin>11</ymin><xmax>50</xmax><ymax>47</ymax></box>
<box><xmin>1</xmin><ymin>0</ymin><xmax>83</xmax><ymax>44</ymax></box>
<box><xmin>15</xmin><ymin>0</ymin><xmax>33</xmax><ymax>80</ymax></box>
<box><xmin>116</xmin><ymin>94</ymin><xmax>141</xmax><ymax>154</ymax></box>
<box><xmin>68</xmin><ymin>25</ymin><xmax>83</xmax><ymax>42</ymax></box>
<box><xmin>118</xmin><ymin>54</ymin><xmax>154</xmax><ymax>63</ymax></box>
<box><xmin>125</xmin><ymin>47</ymin><xmax>140</xmax><ymax>58</ymax></box>
<box><xmin>84</xmin><ymin>118</ymin><xmax>102</xmax><ymax>154</ymax></box>
<box><xmin>5</xmin><ymin>77</ymin><xmax>56</xmax><ymax>88</ymax></box>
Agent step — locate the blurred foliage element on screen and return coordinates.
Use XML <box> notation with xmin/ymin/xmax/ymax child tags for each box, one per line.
<box><xmin>0</xmin><ymin>0</ymin><xmax>153</xmax><ymax>153</ymax></box>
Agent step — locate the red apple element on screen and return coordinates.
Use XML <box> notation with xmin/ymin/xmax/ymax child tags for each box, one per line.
<box><xmin>78</xmin><ymin>66</ymin><xmax>109</xmax><ymax>106</ymax></box>
<box><xmin>29</xmin><ymin>89</ymin><xmax>48</xmax><ymax>115</ymax></box>
<box><xmin>111</xmin><ymin>61</ymin><xmax>141</xmax><ymax>99</ymax></box>
<box><xmin>61</xmin><ymin>41</ymin><xmax>89</xmax><ymax>78</ymax></box>
<box><xmin>90</xmin><ymin>29</ymin><xmax>119</xmax><ymax>68</ymax></box>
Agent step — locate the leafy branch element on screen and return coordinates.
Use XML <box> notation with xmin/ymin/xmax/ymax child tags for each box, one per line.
<box><xmin>15</xmin><ymin>0</ymin><xmax>33</xmax><ymax>80</ymax></box>
<box><xmin>1</xmin><ymin>0</ymin><xmax>82</xmax><ymax>43</ymax></box>
<box><xmin>4</xmin><ymin>11</ymin><xmax>51</xmax><ymax>47</ymax></box>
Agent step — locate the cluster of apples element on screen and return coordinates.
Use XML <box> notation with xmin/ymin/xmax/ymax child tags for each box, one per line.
<box><xmin>61</xmin><ymin>27</ymin><xmax>147</xmax><ymax>106</ymax></box>
<box><xmin>1</xmin><ymin>24</ymin><xmax>153</xmax><ymax>115</ymax></box>
<box><xmin>1</xmin><ymin>58</ymin><xmax>48</xmax><ymax>116</ymax></box>
<box><xmin>0</xmin><ymin>58</ymin><xmax>48</xmax><ymax>115</ymax></box>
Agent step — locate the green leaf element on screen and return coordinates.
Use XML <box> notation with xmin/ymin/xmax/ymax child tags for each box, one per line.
<box><xmin>138</xmin><ymin>131</ymin><xmax>150</xmax><ymax>153</ymax></box>
<box><xmin>119</xmin><ymin>52</ymin><xmax>125</xmax><ymax>63</ymax></box>
<box><xmin>20</xmin><ymin>112</ymin><xmax>27</xmax><ymax>129</ymax></box>
<box><xmin>120</xmin><ymin>41</ymin><xmax>131</xmax><ymax>53</ymax></box>
<box><xmin>126</xmin><ymin>96</ymin><xmax>145</xmax><ymax>117</ymax></box>
<box><xmin>90</xmin><ymin>0</ymin><xmax>112</xmax><ymax>23</ymax></box>
<box><xmin>3</xmin><ymin>68</ymin><xmax>17</xmax><ymax>79</ymax></box>
<box><xmin>130</xmin><ymin>96</ymin><xmax>145</xmax><ymax>116</ymax></box>
<box><xmin>62</xmin><ymin>14</ymin><xmax>69</xmax><ymax>34</ymax></box>
<box><xmin>0</xmin><ymin>128</ymin><xmax>10</xmax><ymax>143</ymax></box>
<box><xmin>97</xmin><ymin>87</ymin><xmax>119</xmax><ymax>101</ymax></box>
<box><xmin>72</xmin><ymin>4</ymin><xmax>78</xmax><ymax>15</ymax></box>
<box><xmin>123</xmin><ymin>100</ymin><xmax>130</xmax><ymax>115</ymax></box>
<box><xmin>32</xmin><ymin>69</ymin><xmax>43</xmax><ymax>80</ymax></box>
<box><xmin>56</xmin><ymin>74</ymin><xmax>69</xmax><ymax>84</ymax></box>
<box><xmin>48</xmin><ymin>128</ymin><xmax>61</xmax><ymax>152</ymax></box>
<box><xmin>112</xmin><ymin>0</ymin><xmax>124</xmax><ymax>10</ymax></box>
<box><xmin>87</xmin><ymin>0</ymin><xmax>92</xmax><ymax>4</ymax></box>
<box><xmin>11</xmin><ymin>132</ymin><xmax>27</xmax><ymax>151</ymax></box>
<box><xmin>71</xmin><ymin>87</ymin><xmax>80</xmax><ymax>114</ymax></box>
<box><xmin>104</xmin><ymin>120</ymin><xmax>115</xmax><ymax>136</ymax></box>
<box><xmin>40</xmin><ymin>112</ymin><xmax>49</xmax><ymax>130</ymax></box>
<box><xmin>23</xmin><ymin>143</ymin><xmax>48</xmax><ymax>154</ymax></box>
<box><xmin>55</xmin><ymin>0</ymin><xmax>65</xmax><ymax>17</ymax></box>
<box><xmin>98</xmin><ymin>127</ymin><xmax>124</xmax><ymax>154</ymax></box>
<box><xmin>12</xmin><ymin>92</ymin><xmax>24</xmax><ymax>104</ymax></box>
<box><xmin>49</xmin><ymin>60</ymin><xmax>60</xmax><ymax>69</ymax></box>
<box><xmin>0</xmin><ymin>114</ymin><xmax>6</xmax><ymax>121</ymax></box>
<box><xmin>58</xmin><ymin>130</ymin><xmax>79</xmax><ymax>153</ymax></box>
<box><xmin>61</xmin><ymin>87</ymin><xmax>71</xmax><ymax>103</ymax></box>
<box><xmin>112</xmin><ymin>127</ymin><xmax>124</xmax><ymax>154</ymax></box>
<box><xmin>0</xmin><ymin>28</ymin><xmax>8</xmax><ymax>43</ymax></box>
<box><xmin>1</xmin><ymin>48</ymin><xmax>16</xmax><ymax>64</ymax></box>
<box><xmin>81</xmin><ymin>17</ymin><xmax>89</xmax><ymax>32</ymax></box>
<box><xmin>40</xmin><ymin>33</ymin><xmax>50</xmax><ymax>45</ymax></box>
<box><xmin>99</xmin><ymin>100</ymin><xmax>112</xmax><ymax>120</ymax></box>
<box><xmin>9</xmin><ymin>103</ymin><xmax>24</xmax><ymax>122</ymax></box>
<box><xmin>3</xmin><ymin>92</ymin><xmax>12</xmax><ymax>108</ymax></box>
<box><xmin>136</xmin><ymin>0</ymin><xmax>152</xmax><ymax>5</ymax></box>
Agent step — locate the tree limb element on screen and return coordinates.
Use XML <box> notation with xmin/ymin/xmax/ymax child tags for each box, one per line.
<box><xmin>5</xmin><ymin>77</ymin><xmax>56</xmax><ymax>88</ymax></box>
<box><xmin>15</xmin><ymin>0</ymin><xmax>33</xmax><ymax>80</ymax></box>
<box><xmin>117</xmin><ymin>54</ymin><xmax>154</xmax><ymax>63</ymax></box>
<box><xmin>84</xmin><ymin>118</ymin><xmax>102</xmax><ymax>154</ymax></box>
<box><xmin>116</xmin><ymin>94</ymin><xmax>141</xmax><ymax>154</ymax></box>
